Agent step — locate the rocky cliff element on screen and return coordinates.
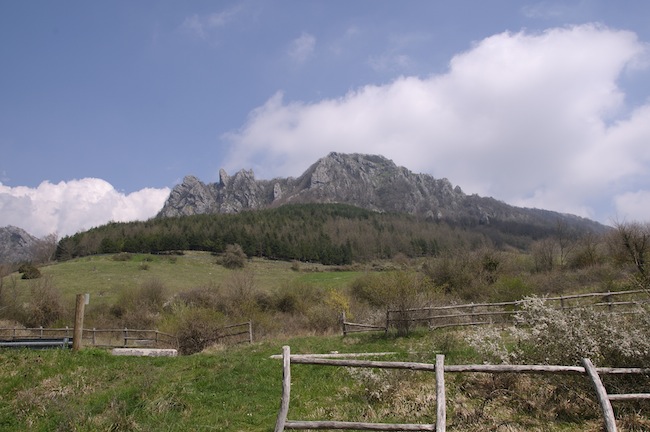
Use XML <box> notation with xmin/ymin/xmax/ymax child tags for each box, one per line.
<box><xmin>0</xmin><ymin>226</ymin><xmax>39</xmax><ymax>264</ymax></box>
<box><xmin>158</xmin><ymin>152</ymin><xmax>606</xmax><ymax>233</ymax></box>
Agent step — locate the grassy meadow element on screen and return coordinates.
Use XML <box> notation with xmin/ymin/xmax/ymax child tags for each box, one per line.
<box><xmin>2</xmin><ymin>252</ymin><xmax>363</xmax><ymax>320</ymax></box>
<box><xmin>3</xmin><ymin>330</ymin><xmax>645</xmax><ymax>432</ymax></box>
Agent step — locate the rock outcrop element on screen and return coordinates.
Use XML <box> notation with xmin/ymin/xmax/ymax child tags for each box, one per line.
<box><xmin>158</xmin><ymin>152</ymin><xmax>607</xmax><ymax>233</ymax></box>
<box><xmin>0</xmin><ymin>226</ymin><xmax>39</xmax><ymax>264</ymax></box>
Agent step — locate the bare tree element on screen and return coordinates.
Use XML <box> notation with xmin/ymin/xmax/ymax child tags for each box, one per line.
<box><xmin>531</xmin><ymin>238</ymin><xmax>556</xmax><ymax>272</ymax></box>
<box><xmin>610</xmin><ymin>221</ymin><xmax>650</xmax><ymax>286</ymax></box>
<box><xmin>30</xmin><ymin>233</ymin><xmax>58</xmax><ymax>264</ymax></box>
<box><xmin>554</xmin><ymin>219</ymin><xmax>577</xmax><ymax>268</ymax></box>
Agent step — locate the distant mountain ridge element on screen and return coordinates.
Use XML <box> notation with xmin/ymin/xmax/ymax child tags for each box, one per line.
<box><xmin>158</xmin><ymin>152</ymin><xmax>607</xmax><ymax>234</ymax></box>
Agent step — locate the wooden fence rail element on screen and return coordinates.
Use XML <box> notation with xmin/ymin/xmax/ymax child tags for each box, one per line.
<box><xmin>0</xmin><ymin>321</ymin><xmax>253</xmax><ymax>349</ymax></box>
<box><xmin>343</xmin><ymin>289</ymin><xmax>650</xmax><ymax>335</ymax></box>
<box><xmin>0</xmin><ymin>327</ymin><xmax>177</xmax><ymax>348</ymax></box>
<box><xmin>274</xmin><ymin>346</ymin><xmax>650</xmax><ymax>432</ymax></box>
<box><xmin>210</xmin><ymin>321</ymin><xmax>254</xmax><ymax>345</ymax></box>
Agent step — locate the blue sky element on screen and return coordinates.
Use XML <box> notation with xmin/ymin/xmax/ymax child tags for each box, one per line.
<box><xmin>1</xmin><ymin>1</ymin><xmax>650</xmax><ymax>237</ymax></box>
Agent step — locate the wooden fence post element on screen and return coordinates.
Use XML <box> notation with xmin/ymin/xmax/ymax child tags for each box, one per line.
<box><xmin>275</xmin><ymin>346</ymin><xmax>291</xmax><ymax>432</ymax></box>
<box><xmin>606</xmin><ymin>292</ymin><xmax>613</xmax><ymax>312</ymax></box>
<box><xmin>72</xmin><ymin>293</ymin><xmax>86</xmax><ymax>351</ymax></box>
<box><xmin>435</xmin><ymin>354</ymin><xmax>446</xmax><ymax>432</ymax></box>
<box><xmin>582</xmin><ymin>358</ymin><xmax>617</xmax><ymax>432</ymax></box>
<box><xmin>385</xmin><ymin>309</ymin><xmax>390</xmax><ymax>335</ymax></box>
<box><xmin>248</xmin><ymin>321</ymin><xmax>253</xmax><ymax>343</ymax></box>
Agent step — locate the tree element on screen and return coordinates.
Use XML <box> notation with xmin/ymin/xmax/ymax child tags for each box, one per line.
<box><xmin>610</xmin><ymin>221</ymin><xmax>650</xmax><ymax>285</ymax></box>
<box><xmin>30</xmin><ymin>233</ymin><xmax>58</xmax><ymax>264</ymax></box>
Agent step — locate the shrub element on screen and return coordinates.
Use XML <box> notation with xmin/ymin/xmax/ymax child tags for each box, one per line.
<box><xmin>306</xmin><ymin>290</ymin><xmax>351</xmax><ymax>334</ymax></box>
<box><xmin>173</xmin><ymin>306</ymin><xmax>226</xmax><ymax>355</ymax></box>
<box><xmin>489</xmin><ymin>276</ymin><xmax>532</xmax><ymax>303</ymax></box>
<box><xmin>110</xmin><ymin>279</ymin><xmax>168</xmax><ymax>328</ymax></box>
<box><xmin>112</xmin><ymin>252</ymin><xmax>132</xmax><ymax>261</ymax></box>
<box><xmin>18</xmin><ymin>263</ymin><xmax>41</xmax><ymax>280</ymax></box>
<box><xmin>175</xmin><ymin>286</ymin><xmax>221</xmax><ymax>309</ymax></box>
<box><xmin>422</xmin><ymin>251</ymin><xmax>478</xmax><ymax>300</ymax></box>
<box><xmin>24</xmin><ymin>276</ymin><xmax>65</xmax><ymax>327</ymax></box>
<box><xmin>512</xmin><ymin>297</ymin><xmax>650</xmax><ymax>367</ymax></box>
<box><xmin>349</xmin><ymin>273</ymin><xmax>384</xmax><ymax>307</ymax></box>
<box><xmin>272</xmin><ymin>280</ymin><xmax>324</xmax><ymax>315</ymax></box>
<box><xmin>219</xmin><ymin>244</ymin><xmax>247</xmax><ymax>269</ymax></box>
<box><xmin>220</xmin><ymin>271</ymin><xmax>259</xmax><ymax>317</ymax></box>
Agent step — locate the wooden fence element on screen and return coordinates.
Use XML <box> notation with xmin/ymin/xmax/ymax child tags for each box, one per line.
<box><xmin>274</xmin><ymin>346</ymin><xmax>650</xmax><ymax>432</ymax></box>
<box><xmin>0</xmin><ymin>326</ymin><xmax>178</xmax><ymax>348</ymax></box>
<box><xmin>0</xmin><ymin>321</ymin><xmax>253</xmax><ymax>349</ymax></box>
<box><xmin>210</xmin><ymin>321</ymin><xmax>254</xmax><ymax>345</ymax></box>
<box><xmin>343</xmin><ymin>289</ymin><xmax>650</xmax><ymax>335</ymax></box>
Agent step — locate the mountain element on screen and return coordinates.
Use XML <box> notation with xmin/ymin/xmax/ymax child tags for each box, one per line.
<box><xmin>158</xmin><ymin>152</ymin><xmax>607</xmax><ymax>234</ymax></box>
<box><xmin>0</xmin><ymin>226</ymin><xmax>39</xmax><ymax>264</ymax></box>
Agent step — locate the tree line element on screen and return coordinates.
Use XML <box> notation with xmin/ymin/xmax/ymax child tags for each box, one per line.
<box><xmin>55</xmin><ymin>203</ymin><xmax>579</xmax><ymax>265</ymax></box>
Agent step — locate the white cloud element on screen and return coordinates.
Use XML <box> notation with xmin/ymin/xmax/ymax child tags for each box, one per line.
<box><xmin>0</xmin><ymin>179</ymin><xmax>170</xmax><ymax>238</ymax></box>
<box><xmin>614</xmin><ymin>190</ymin><xmax>650</xmax><ymax>222</ymax></box>
<box><xmin>288</xmin><ymin>33</ymin><xmax>316</xmax><ymax>64</ymax></box>
<box><xmin>224</xmin><ymin>24</ymin><xmax>650</xmax><ymax>223</ymax></box>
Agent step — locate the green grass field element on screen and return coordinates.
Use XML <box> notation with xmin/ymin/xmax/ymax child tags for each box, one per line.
<box><xmin>0</xmin><ymin>330</ymin><xmax>634</xmax><ymax>432</ymax></box>
<box><xmin>3</xmin><ymin>252</ymin><xmax>364</xmax><ymax>310</ymax></box>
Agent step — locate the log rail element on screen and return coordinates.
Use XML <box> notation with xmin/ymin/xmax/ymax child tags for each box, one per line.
<box><xmin>274</xmin><ymin>346</ymin><xmax>650</xmax><ymax>432</ymax></box>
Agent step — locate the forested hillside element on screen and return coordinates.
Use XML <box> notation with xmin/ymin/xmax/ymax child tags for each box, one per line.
<box><xmin>56</xmin><ymin>203</ymin><xmax>591</xmax><ymax>265</ymax></box>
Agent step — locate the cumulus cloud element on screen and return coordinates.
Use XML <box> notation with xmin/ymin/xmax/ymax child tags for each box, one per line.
<box><xmin>224</xmin><ymin>24</ymin><xmax>650</xmax><ymax>223</ymax></box>
<box><xmin>0</xmin><ymin>179</ymin><xmax>170</xmax><ymax>238</ymax></box>
<box><xmin>288</xmin><ymin>32</ymin><xmax>316</xmax><ymax>64</ymax></box>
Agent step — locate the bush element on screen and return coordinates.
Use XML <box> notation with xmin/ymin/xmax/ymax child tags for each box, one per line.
<box><xmin>219</xmin><ymin>244</ymin><xmax>247</xmax><ymax>269</ymax></box>
<box><xmin>110</xmin><ymin>279</ymin><xmax>168</xmax><ymax>328</ymax></box>
<box><xmin>18</xmin><ymin>263</ymin><xmax>41</xmax><ymax>280</ymax></box>
<box><xmin>173</xmin><ymin>307</ymin><xmax>226</xmax><ymax>355</ymax></box>
<box><xmin>24</xmin><ymin>276</ymin><xmax>65</xmax><ymax>327</ymax></box>
<box><xmin>513</xmin><ymin>297</ymin><xmax>650</xmax><ymax>367</ymax></box>
<box><xmin>175</xmin><ymin>286</ymin><xmax>221</xmax><ymax>309</ymax></box>
<box><xmin>112</xmin><ymin>252</ymin><xmax>132</xmax><ymax>261</ymax></box>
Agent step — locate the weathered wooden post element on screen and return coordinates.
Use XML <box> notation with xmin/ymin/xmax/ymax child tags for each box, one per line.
<box><xmin>385</xmin><ymin>309</ymin><xmax>390</xmax><ymax>335</ymax></box>
<box><xmin>435</xmin><ymin>354</ymin><xmax>446</xmax><ymax>432</ymax></box>
<box><xmin>582</xmin><ymin>358</ymin><xmax>617</xmax><ymax>432</ymax></box>
<box><xmin>72</xmin><ymin>293</ymin><xmax>86</xmax><ymax>351</ymax></box>
<box><xmin>275</xmin><ymin>345</ymin><xmax>291</xmax><ymax>432</ymax></box>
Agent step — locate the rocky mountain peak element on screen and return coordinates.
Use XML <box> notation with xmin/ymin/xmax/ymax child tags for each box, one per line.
<box><xmin>157</xmin><ymin>152</ymin><xmax>607</xmax><ymax>234</ymax></box>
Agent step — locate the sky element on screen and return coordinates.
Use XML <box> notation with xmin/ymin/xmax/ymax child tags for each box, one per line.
<box><xmin>1</xmin><ymin>1</ymin><xmax>650</xmax><ymax>238</ymax></box>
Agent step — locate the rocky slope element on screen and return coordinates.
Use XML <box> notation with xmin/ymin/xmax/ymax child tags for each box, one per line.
<box><xmin>0</xmin><ymin>226</ymin><xmax>39</xmax><ymax>264</ymax></box>
<box><xmin>158</xmin><ymin>152</ymin><xmax>607</xmax><ymax>233</ymax></box>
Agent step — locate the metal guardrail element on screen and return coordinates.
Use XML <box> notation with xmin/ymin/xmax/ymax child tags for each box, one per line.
<box><xmin>0</xmin><ymin>338</ymin><xmax>72</xmax><ymax>349</ymax></box>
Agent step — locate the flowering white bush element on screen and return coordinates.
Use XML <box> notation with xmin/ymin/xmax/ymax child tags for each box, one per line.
<box><xmin>512</xmin><ymin>296</ymin><xmax>650</xmax><ymax>367</ymax></box>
